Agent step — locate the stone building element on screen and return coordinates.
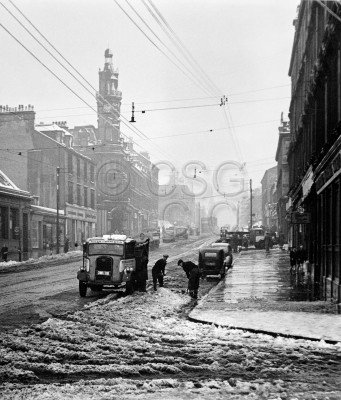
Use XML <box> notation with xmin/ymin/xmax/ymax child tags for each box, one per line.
<box><xmin>0</xmin><ymin>170</ymin><xmax>32</xmax><ymax>261</ymax></box>
<box><xmin>275</xmin><ymin>115</ymin><xmax>290</xmax><ymax>243</ymax></box>
<box><xmin>288</xmin><ymin>1</ymin><xmax>341</xmax><ymax>301</ymax></box>
<box><xmin>73</xmin><ymin>49</ymin><xmax>159</xmax><ymax>236</ymax></box>
<box><xmin>0</xmin><ymin>107</ymin><xmax>97</xmax><ymax>257</ymax></box>
<box><xmin>261</xmin><ymin>166</ymin><xmax>277</xmax><ymax>233</ymax></box>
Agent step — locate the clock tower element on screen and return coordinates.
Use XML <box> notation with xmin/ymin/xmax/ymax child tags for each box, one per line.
<box><xmin>97</xmin><ymin>48</ymin><xmax>122</xmax><ymax>143</ymax></box>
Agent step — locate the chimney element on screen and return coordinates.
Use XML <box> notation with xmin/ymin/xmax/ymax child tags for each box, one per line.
<box><xmin>0</xmin><ymin>104</ymin><xmax>35</xmax><ymax>130</ymax></box>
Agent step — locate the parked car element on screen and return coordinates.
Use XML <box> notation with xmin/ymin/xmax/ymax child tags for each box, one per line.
<box><xmin>163</xmin><ymin>227</ymin><xmax>175</xmax><ymax>243</ymax></box>
<box><xmin>198</xmin><ymin>248</ymin><xmax>226</xmax><ymax>279</ymax></box>
<box><xmin>211</xmin><ymin>242</ymin><xmax>233</xmax><ymax>268</ymax></box>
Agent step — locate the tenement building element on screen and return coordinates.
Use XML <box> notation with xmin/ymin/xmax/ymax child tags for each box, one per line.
<box><xmin>0</xmin><ymin>107</ymin><xmax>97</xmax><ymax>257</ymax></box>
<box><xmin>288</xmin><ymin>1</ymin><xmax>341</xmax><ymax>302</ymax></box>
<box><xmin>275</xmin><ymin>115</ymin><xmax>290</xmax><ymax>244</ymax></box>
<box><xmin>261</xmin><ymin>166</ymin><xmax>277</xmax><ymax>234</ymax></box>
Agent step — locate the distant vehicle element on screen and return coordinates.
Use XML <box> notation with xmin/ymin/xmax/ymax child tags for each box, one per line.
<box><xmin>211</xmin><ymin>242</ymin><xmax>233</xmax><ymax>268</ymax></box>
<box><xmin>142</xmin><ymin>229</ymin><xmax>160</xmax><ymax>250</ymax></box>
<box><xmin>249</xmin><ymin>228</ymin><xmax>265</xmax><ymax>249</ymax></box>
<box><xmin>219</xmin><ymin>231</ymin><xmax>250</xmax><ymax>252</ymax></box>
<box><xmin>163</xmin><ymin>227</ymin><xmax>175</xmax><ymax>243</ymax></box>
<box><xmin>199</xmin><ymin>248</ymin><xmax>226</xmax><ymax>279</ymax></box>
<box><xmin>174</xmin><ymin>226</ymin><xmax>188</xmax><ymax>240</ymax></box>
<box><xmin>76</xmin><ymin>234</ymin><xmax>149</xmax><ymax>297</ymax></box>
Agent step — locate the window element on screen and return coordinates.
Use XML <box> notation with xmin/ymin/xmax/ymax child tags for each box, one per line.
<box><xmin>31</xmin><ymin>220</ymin><xmax>39</xmax><ymax>248</ymax></box>
<box><xmin>90</xmin><ymin>165</ymin><xmax>95</xmax><ymax>182</ymax></box>
<box><xmin>88</xmin><ymin>243</ymin><xmax>123</xmax><ymax>256</ymax></box>
<box><xmin>68</xmin><ymin>181</ymin><xmax>73</xmax><ymax>204</ymax></box>
<box><xmin>84</xmin><ymin>162</ymin><xmax>88</xmax><ymax>181</ymax></box>
<box><xmin>84</xmin><ymin>187</ymin><xmax>88</xmax><ymax>208</ymax></box>
<box><xmin>10</xmin><ymin>208</ymin><xmax>19</xmax><ymax>239</ymax></box>
<box><xmin>77</xmin><ymin>184</ymin><xmax>81</xmax><ymax>206</ymax></box>
<box><xmin>90</xmin><ymin>189</ymin><xmax>95</xmax><ymax>209</ymax></box>
<box><xmin>68</xmin><ymin>153</ymin><xmax>73</xmax><ymax>174</ymax></box>
<box><xmin>0</xmin><ymin>207</ymin><xmax>8</xmax><ymax>239</ymax></box>
<box><xmin>77</xmin><ymin>159</ymin><xmax>81</xmax><ymax>179</ymax></box>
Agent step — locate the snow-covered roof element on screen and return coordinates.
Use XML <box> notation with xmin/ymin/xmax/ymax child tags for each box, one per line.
<box><xmin>0</xmin><ymin>170</ymin><xmax>20</xmax><ymax>190</ymax></box>
<box><xmin>35</xmin><ymin>122</ymin><xmax>72</xmax><ymax>136</ymax></box>
<box><xmin>0</xmin><ymin>170</ymin><xmax>31</xmax><ymax>199</ymax></box>
<box><xmin>31</xmin><ymin>204</ymin><xmax>65</xmax><ymax>215</ymax></box>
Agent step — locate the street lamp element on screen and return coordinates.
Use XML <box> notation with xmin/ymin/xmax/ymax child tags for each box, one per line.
<box><xmin>56</xmin><ymin>166</ymin><xmax>60</xmax><ymax>254</ymax></box>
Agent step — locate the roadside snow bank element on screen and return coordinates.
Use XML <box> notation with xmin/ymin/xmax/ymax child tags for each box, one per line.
<box><xmin>0</xmin><ymin>250</ymin><xmax>82</xmax><ymax>271</ymax></box>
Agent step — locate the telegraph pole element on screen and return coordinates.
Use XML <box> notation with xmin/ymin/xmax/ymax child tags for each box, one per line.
<box><xmin>56</xmin><ymin>166</ymin><xmax>60</xmax><ymax>254</ymax></box>
<box><xmin>249</xmin><ymin>179</ymin><xmax>253</xmax><ymax>230</ymax></box>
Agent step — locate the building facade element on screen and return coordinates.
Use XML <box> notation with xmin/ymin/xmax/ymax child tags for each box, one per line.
<box><xmin>275</xmin><ymin>115</ymin><xmax>290</xmax><ymax>243</ymax></box>
<box><xmin>0</xmin><ymin>170</ymin><xmax>32</xmax><ymax>261</ymax></box>
<box><xmin>288</xmin><ymin>1</ymin><xmax>341</xmax><ymax>302</ymax></box>
<box><xmin>261</xmin><ymin>166</ymin><xmax>278</xmax><ymax>233</ymax></box>
<box><xmin>73</xmin><ymin>49</ymin><xmax>159</xmax><ymax>236</ymax></box>
<box><xmin>0</xmin><ymin>107</ymin><xmax>97</xmax><ymax>256</ymax></box>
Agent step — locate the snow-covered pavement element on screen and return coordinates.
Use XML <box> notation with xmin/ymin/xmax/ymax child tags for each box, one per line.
<box><xmin>190</xmin><ymin>249</ymin><xmax>341</xmax><ymax>343</ymax></box>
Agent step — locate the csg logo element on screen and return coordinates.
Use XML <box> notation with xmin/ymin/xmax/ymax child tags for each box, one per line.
<box><xmin>96</xmin><ymin>160</ymin><xmax>131</xmax><ymax>197</ymax></box>
<box><xmin>153</xmin><ymin>159</ymin><xmax>247</xmax><ymax>198</ymax></box>
<box><xmin>96</xmin><ymin>158</ymin><xmax>247</xmax><ymax>200</ymax></box>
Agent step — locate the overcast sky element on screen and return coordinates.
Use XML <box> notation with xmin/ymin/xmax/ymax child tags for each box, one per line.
<box><xmin>0</xmin><ymin>0</ymin><xmax>298</xmax><ymax>187</ymax></box>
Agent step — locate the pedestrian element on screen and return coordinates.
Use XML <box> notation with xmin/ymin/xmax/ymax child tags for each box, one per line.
<box><xmin>296</xmin><ymin>244</ymin><xmax>307</xmax><ymax>272</ymax></box>
<box><xmin>49</xmin><ymin>241</ymin><xmax>54</xmax><ymax>255</ymax></box>
<box><xmin>289</xmin><ymin>246</ymin><xmax>297</xmax><ymax>274</ymax></box>
<box><xmin>152</xmin><ymin>254</ymin><xmax>168</xmax><ymax>291</ymax></box>
<box><xmin>264</xmin><ymin>232</ymin><xmax>272</xmax><ymax>252</ymax></box>
<box><xmin>64</xmin><ymin>237</ymin><xmax>70</xmax><ymax>253</ymax></box>
<box><xmin>1</xmin><ymin>243</ymin><xmax>9</xmax><ymax>262</ymax></box>
<box><xmin>178</xmin><ymin>259</ymin><xmax>200</xmax><ymax>299</ymax></box>
<box><xmin>135</xmin><ymin>235</ymin><xmax>150</xmax><ymax>292</ymax></box>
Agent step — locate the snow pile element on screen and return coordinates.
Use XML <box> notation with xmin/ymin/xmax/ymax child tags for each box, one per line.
<box><xmin>0</xmin><ymin>250</ymin><xmax>82</xmax><ymax>271</ymax></box>
<box><xmin>1</xmin><ymin>287</ymin><xmax>341</xmax><ymax>399</ymax></box>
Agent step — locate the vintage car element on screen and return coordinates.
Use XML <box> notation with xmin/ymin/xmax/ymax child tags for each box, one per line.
<box><xmin>211</xmin><ymin>241</ymin><xmax>233</xmax><ymax>268</ymax></box>
<box><xmin>198</xmin><ymin>248</ymin><xmax>226</xmax><ymax>279</ymax></box>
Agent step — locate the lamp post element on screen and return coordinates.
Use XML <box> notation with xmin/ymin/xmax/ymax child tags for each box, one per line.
<box><xmin>249</xmin><ymin>179</ymin><xmax>253</xmax><ymax>230</ymax></box>
<box><xmin>56</xmin><ymin>166</ymin><xmax>60</xmax><ymax>254</ymax></box>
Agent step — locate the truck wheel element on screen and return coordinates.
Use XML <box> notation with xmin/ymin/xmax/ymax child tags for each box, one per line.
<box><xmin>79</xmin><ymin>281</ymin><xmax>87</xmax><ymax>297</ymax></box>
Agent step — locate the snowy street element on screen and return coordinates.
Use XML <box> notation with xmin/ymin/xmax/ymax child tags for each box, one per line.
<box><xmin>1</xmin><ymin>241</ymin><xmax>341</xmax><ymax>399</ymax></box>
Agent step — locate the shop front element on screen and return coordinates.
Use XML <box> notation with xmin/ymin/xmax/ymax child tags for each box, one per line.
<box><xmin>314</xmin><ymin>149</ymin><xmax>341</xmax><ymax>302</ymax></box>
<box><xmin>30</xmin><ymin>205</ymin><xmax>66</xmax><ymax>258</ymax></box>
<box><xmin>65</xmin><ymin>204</ymin><xmax>97</xmax><ymax>248</ymax></box>
<box><xmin>0</xmin><ymin>171</ymin><xmax>32</xmax><ymax>262</ymax></box>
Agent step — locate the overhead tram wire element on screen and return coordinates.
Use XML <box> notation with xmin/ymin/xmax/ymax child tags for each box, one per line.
<box><xmin>116</xmin><ymin>0</ymin><xmax>244</xmax><ymax>169</ymax></box>
<box><xmin>2</xmin><ymin>3</ymin><xmax>172</xmax><ymax>162</ymax></box>
<box><xmin>5</xmin><ymin>0</ymin><xmax>167</xmax><ymax>150</ymax></box>
<box><xmin>146</xmin><ymin>0</ymin><xmax>223</xmax><ymax>97</ymax></box>
<box><xmin>139</xmin><ymin>0</ymin><xmax>218</xmax><ymax>97</ymax></box>
<box><xmin>124</xmin><ymin>0</ymin><xmax>217</xmax><ymax>98</ymax></box>
<box><xmin>141</xmin><ymin>0</ymin><xmax>245</xmax><ymax>164</ymax></box>
<box><xmin>0</xmin><ymin>21</ymin><xmax>158</xmax><ymax>157</ymax></box>
<box><xmin>6</xmin><ymin>0</ymin><xmax>97</xmax><ymax>99</ymax></box>
<box><xmin>113</xmin><ymin>0</ymin><xmax>214</xmax><ymax>97</ymax></box>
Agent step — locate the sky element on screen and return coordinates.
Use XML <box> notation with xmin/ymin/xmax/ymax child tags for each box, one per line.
<box><xmin>0</xmin><ymin>0</ymin><xmax>299</xmax><ymax>188</ymax></box>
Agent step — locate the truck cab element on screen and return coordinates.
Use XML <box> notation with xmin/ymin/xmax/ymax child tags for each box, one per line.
<box><xmin>77</xmin><ymin>234</ymin><xmax>141</xmax><ymax>297</ymax></box>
